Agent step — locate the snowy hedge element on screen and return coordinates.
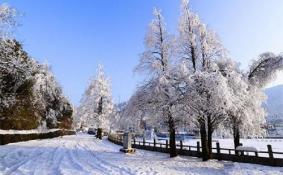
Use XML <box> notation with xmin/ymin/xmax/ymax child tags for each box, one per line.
<box><xmin>0</xmin><ymin>129</ymin><xmax>75</xmax><ymax>145</ymax></box>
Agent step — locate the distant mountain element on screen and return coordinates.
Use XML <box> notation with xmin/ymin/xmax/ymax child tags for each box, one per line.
<box><xmin>264</xmin><ymin>85</ymin><xmax>283</xmax><ymax>121</ymax></box>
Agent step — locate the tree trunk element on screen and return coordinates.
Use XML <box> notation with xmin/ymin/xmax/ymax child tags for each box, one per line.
<box><xmin>233</xmin><ymin>121</ymin><xmax>240</xmax><ymax>154</ymax></box>
<box><xmin>200</xmin><ymin>121</ymin><xmax>209</xmax><ymax>161</ymax></box>
<box><xmin>97</xmin><ymin>128</ymin><xmax>103</xmax><ymax>140</ymax></box>
<box><xmin>168</xmin><ymin>111</ymin><xmax>177</xmax><ymax>158</ymax></box>
<box><xmin>96</xmin><ymin>97</ymin><xmax>103</xmax><ymax>140</ymax></box>
<box><xmin>207</xmin><ymin>116</ymin><xmax>213</xmax><ymax>159</ymax></box>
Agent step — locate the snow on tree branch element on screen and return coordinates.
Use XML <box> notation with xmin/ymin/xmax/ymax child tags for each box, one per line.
<box><xmin>0</xmin><ymin>3</ymin><xmax>19</xmax><ymax>38</ymax></box>
<box><xmin>136</xmin><ymin>8</ymin><xmax>173</xmax><ymax>77</ymax></box>
<box><xmin>248</xmin><ymin>52</ymin><xmax>283</xmax><ymax>88</ymax></box>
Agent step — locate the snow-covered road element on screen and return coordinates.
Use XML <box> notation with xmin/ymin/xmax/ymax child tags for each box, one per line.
<box><xmin>0</xmin><ymin>134</ymin><xmax>283</xmax><ymax>175</ymax></box>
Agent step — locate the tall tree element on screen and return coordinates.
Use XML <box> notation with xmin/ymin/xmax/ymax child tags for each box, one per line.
<box><xmin>135</xmin><ymin>8</ymin><xmax>179</xmax><ymax>157</ymax></box>
<box><xmin>178</xmin><ymin>0</ymin><xmax>199</xmax><ymax>71</ymax></box>
<box><xmin>77</xmin><ymin>65</ymin><xmax>114</xmax><ymax>139</ymax></box>
<box><xmin>217</xmin><ymin>58</ymin><xmax>266</xmax><ymax>150</ymax></box>
<box><xmin>220</xmin><ymin>53</ymin><xmax>283</xmax><ymax>150</ymax></box>
<box><xmin>178</xmin><ymin>0</ymin><xmax>226</xmax><ymax>160</ymax></box>
<box><xmin>180</xmin><ymin>68</ymin><xmax>232</xmax><ymax>160</ymax></box>
<box><xmin>224</xmin><ymin>52</ymin><xmax>283</xmax><ymax>149</ymax></box>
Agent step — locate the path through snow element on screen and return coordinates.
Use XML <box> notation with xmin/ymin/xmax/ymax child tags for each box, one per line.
<box><xmin>0</xmin><ymin>134</ymin><xmax>283</xmax><ymax>175</ymax></box>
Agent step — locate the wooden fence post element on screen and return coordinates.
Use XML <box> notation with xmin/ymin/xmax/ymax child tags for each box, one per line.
<box><xmin>216</xmin><ymin>142</ymin><xmax>221</xmax><ymax>160</ymax></box>
<box><xmin>197</xmin><ymin>141</ymin><xmax>200</xmax><ymax>153</ymax></box>
<box><xmin>166</xmin><ymin>140</ymin><xmax>168</xmax><ymax>149</ymax></box>
<box><xmin>267</xmin><ymin>145</ymin><xmax>274</xmax><ymax>159</ymax></box>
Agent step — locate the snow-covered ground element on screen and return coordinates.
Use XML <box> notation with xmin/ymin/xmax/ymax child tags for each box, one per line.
<box><xmin>0</xmin><ymin>134</ymin><xmax>283</xmax><ymax>175</ymax></box>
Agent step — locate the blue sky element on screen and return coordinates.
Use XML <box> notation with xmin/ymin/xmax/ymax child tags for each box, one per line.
<box><xmin>4</xmin><ymin>0</ymin><xmax>283</xmax><ymax>106</ymax></box>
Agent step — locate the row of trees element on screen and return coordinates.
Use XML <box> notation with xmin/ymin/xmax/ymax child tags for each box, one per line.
<box><xmin>70</xmin><ymin>1</ymin><xmax>283</xmax><ymax>160</ymax></box>
<box><xmin>118</xmin><ymin>0</ymin><xmax>283</xmax><ymax>160</ymax></box>
<box><xmin>0</xmin><ymin>4</ymin><xmax>73</xmax><ymax>130</ymax></box>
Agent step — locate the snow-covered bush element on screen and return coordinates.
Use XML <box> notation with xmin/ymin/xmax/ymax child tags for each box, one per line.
<box><xmin>0</xmin><ymin>39</ymin><xmax>73</xmax><ymax>130</ymax></box>
<box><xmin>33</xmin><ymin>63</ymin><xmax>73</xmax><ymax>129</ymax></box>
<box><xmin>0</xmin><ymin>3</ymin><xmax>73</xmax><ymax>130</ymax></box>
<box><xmin>0</xmin><ymin>39</ymin><xmax>39</xmax><ymax>129</ymax></box>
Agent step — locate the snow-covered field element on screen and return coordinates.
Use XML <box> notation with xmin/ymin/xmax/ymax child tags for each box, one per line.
<box><xmin>182</xmin><ymin>138</ymin><xmax>283</xmax><ymax>158</ymax></box>
<box><xmin>0</xmin><ymin>134</ymin><xmax>283</xmax><ymax>175</ymax></box>
<box><xmin>138</xmin><ymin>137</ymin><xmax>283</xmax><ymax>158</ymax></box>
<box><xmin>182</xmin><ymin>138</ymin><xmax>283</xmax><ymax>152</ymax></box>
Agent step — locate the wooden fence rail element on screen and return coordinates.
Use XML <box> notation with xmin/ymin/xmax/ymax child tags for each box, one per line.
<box><xmin>108</xmin><ymin>134</ymin><xmax>283</xmax><ymax>167</ymax></box>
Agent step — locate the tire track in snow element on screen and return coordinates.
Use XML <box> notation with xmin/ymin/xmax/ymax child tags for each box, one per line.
<box><xmin>3</xmin><ymin>146</ymin><xmax>47</xmax><ymax>175</ymax></box>
<box><xmin>3</xmin><ymin>137</ymin><xmax>67</xmax><ymax>175</ymax></box>
<box><xmin>59</xmin><ymin>141</ymin><xmax>93</xmax><ymax>175</ymax></box>
<box><xmin>78</xmin><ymin>140</ymin><xmax>136</xmax><ymax>175</ymax></box>
<box><xmin>6</xmin><ymin>138</ymin><xmax>67</xmax><ymax>174</ymax></box>
<box><xmin>73</xmin><ymin>141</ymin><xmax>114</xmax><ymax>174</ymax></box>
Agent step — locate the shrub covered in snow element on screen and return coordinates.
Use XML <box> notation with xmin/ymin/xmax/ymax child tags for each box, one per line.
<box><xmin>0</xmin><ymin>39</ymin><xmax>73</xmax><ymax>130</ymax></box>
<box><xmin>0</xmin><ymin>4</ymin><xmax>73</xmax><ymax>130</ymax></box>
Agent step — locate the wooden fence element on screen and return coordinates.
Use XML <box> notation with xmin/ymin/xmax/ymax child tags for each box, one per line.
<box><xmin>108</xmin><ymin>134</ymin><xmax>283</xmax><ymax>167</ymax></box>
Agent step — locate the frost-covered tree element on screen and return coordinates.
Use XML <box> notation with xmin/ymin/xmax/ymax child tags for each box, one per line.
<box><xmin>178</xmin><ymin>0</ymin><xmax>198</xmax><ymax>71</ymax></box>
<box><xmin>0</xmin><ymin>39</ymin><xmax>38</xmax><ymax>129</ymax></box>
<box><xmin>178</xmin><ymin>0</ymin><xmax>225</xmax><ymax>72</ymax></box>
<box><xmin>77</xmin><ymin>65</ymin><xmax>114</xmax><ymax>139</ymax></box>
<box><xmin>216</xmin><ymin>52</ymin><xmax>283</xmax><ymax>150</ymax></box>
<box><xmin>135</xmin><ymin>8</ymin><xmax>180</xmax><ymax>157</ymax></box>
<box><xmin>0</xmin><ymin>39</ymin><xmax>73</xmax><ymax>130</ymax></box>
<box><xmin>111</xmin><ymin>102</ymin><xmax>129</xmax><ymax>132</ymax></box>
<box><xmin>180</xmin><ymin>68</ymin><xmax>232</xmax><ymax>160</ymax></box>
<box><xmin>0</xmin><ymin>6</ymin><xmax>31</xmax><ymax>125</ymax></box>
<box><xmin>130</xmin><ymin>1</ymin><xmax>228</xmax><ymax>159</ymax></box>
<box><xmin>0</xmin><ymin>3</ymin><xmax>73</xmax><ymax>131</ymax></box>
<box><xmin>124</xmin><ymin>79</ymin><xmax>173</xmax><ymax>135</ymax></box>
<box><xmin>221</xmin><ymin>52</ymin><xmax>283</xmax><ymax>149</ymax></box>
<box><xmin>177</xmin><ymin>0</ymin><xmax>227</xmax><ymax>160</ymax></box>
<box><xmin>33</xmin><ymin>63</ymin><xmax>73</xmax><ymax>129</ymax></box>
<box><xmin>217</xmin><ymin>59</ymin><xmax>266</xmax><ymax>149</ymax></box>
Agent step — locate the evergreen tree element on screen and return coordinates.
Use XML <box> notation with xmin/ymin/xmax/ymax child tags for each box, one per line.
<box><xmin>77</xmin><ymin>65</ymin><xmax>114</xmax><ymax>139</ymax></box>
